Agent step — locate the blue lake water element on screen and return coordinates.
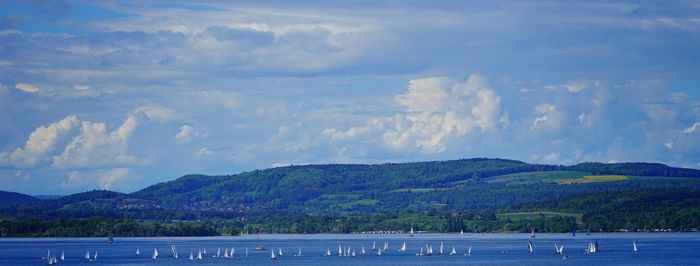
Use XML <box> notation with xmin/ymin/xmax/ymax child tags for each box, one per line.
<box><xmin>1</xmin><ymin>233</ymin><xmax>699</xmax><ymax>265</ymax></box>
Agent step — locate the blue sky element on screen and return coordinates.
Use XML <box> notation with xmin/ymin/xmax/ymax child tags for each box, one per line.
<box><xmin>1</xmin><ymin>1</ymin><xmax>700</xmax><ymax>195</ymax></box>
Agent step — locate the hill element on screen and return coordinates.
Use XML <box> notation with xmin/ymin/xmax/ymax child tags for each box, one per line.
<box><xmin>1</xmin><ymin>158</ymin><xmax>700</xmax><ymax>236</ymax></box>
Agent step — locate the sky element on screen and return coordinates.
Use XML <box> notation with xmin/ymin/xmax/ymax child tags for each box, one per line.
<box><xmin>1</xmin><ymin>1</ymin><xmax>700</xmax><ymax>195</ymax></box>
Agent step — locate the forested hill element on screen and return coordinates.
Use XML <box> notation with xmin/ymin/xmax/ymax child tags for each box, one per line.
<box><xmin>2</xmin><ymin>158</ymin><xmax>700</xmax><ymax>220</ymax></box>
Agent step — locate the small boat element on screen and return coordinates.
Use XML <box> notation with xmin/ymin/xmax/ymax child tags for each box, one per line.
<box><xmin>325</xmin><ymin>248</ymin><xmax>331</xmax><ymax>256</ymax></box>
<box><xmin>377</xmin><ymin>248</ymin><xmax>382</xmax><ymax>256</ymax></box>
<box><xmin>202</xmin><ymin>248</ymin><xmax>207</xmax><ymax>254</ymax></box>
<box><xmin>152</xmin><ymin>248</ymin><xmax>158</xmax><ymax>259</ymax></box>
<box><xmin>398</xmin><ymin>242</ymin><xmax>406</xmax><ymax>252</ymax></box>
<box><xmin>214</xmin><ymin>247</ymin><xmax>220</xmax><ymax>258</ymax></box>
<box><xmin>278</xmin><ymin>248</ymin><xmax>283</xmax><ymax>256</ymax></box>
<box><xmin>531</xmin><ymin>228</ymin><xmax>536</xmax><ymax>238</ymax></box>
<box><xmin>633</xmin><ymin>241</ymin><xmax>638</xmax><ymax>252</ymax></box>
<box><xmin>346</xmin><ymin>246</ymin><xmax>351</xmax><ymax>256</ymax></box>
<box><xmin>416</xmin><ymin>246</ymin><xmax>424</xmax><ymax>256</ymax></box>
<box><xmin>425</xmin><ymin>245</ymin><xmax>433</xmax><ymax>256</ymax></box>
<box><xmin>224</xmin><ymin>248</ymin><xmax>229</xmax><ymax>258</ymax></box>
<box><xmin>270</xmin><ymin>250</ymin><xmax>276</xmax><ymax>260</ymax></box>
<box><xmin>554</xmin><ymin>243</ymin><xmax>564</xmax><ymax>254</ymax></box>
<box><xmin>361</xmin><ymin>245</ymin><xmax>366</xmax><ymax>255</ymax></box>
<box><xmin>93</xmin><ymin>250</ymin><xmax>97</xmax><ymax>261</ymax></box>
<box><xmin>410</xmin><ymin>227</ymin><xmax>414</xmax><ymax>237</ymax></box>
<box><xmin>188</xmin><ymin>251</ymin><xmax>194</xmax><ymax>260</ymax></box>
<box><xmin>449</xmin><ymin>246</ymin><xmax>457</xmax><ymax>255</ymax></box>
<box><xmin>294</xmin><ymin>248</ymin><xmax>301</xmax><ymax>257</ymax></box>
<box><xmin>230</xmin><ymin>247</ymin><xmax>235</xmax><ymax>257</ymax></box>
<box><xmin>338</xmin><ymin>244</ymin><xmax>343</xmax><ymax>256</ymax></box>
<box><xmin>59</xmin><ymin>251</ymin><xmax>64</xmax><ymax>261</ymax></box>
<box><xmin>439</xmin><ymin>242</ymin><xmax>444</xmax><ymax>255</ymax></box>
<box><xmin>351</xmin><ymin>249</ymin><xmax>355</xmax><ymax>257</ymax></box>
<box><xmin>383</xmin><ymin>241</ymin><xmax>389</xmax><ymax>251</ymax></box>
<box><xmin>171</xmin><ymin>245</ymin><xmax>179</xmax><ymax>259</ymax></box>
<box><xmin>371</xmin><ymin>241</ymin><xmax>377</xmax><ymax>251</ymax></box>
<box><xmin>585</xmin><ymin>241</ymin><xmax>597</xmax><ymax>254</ymax></box>
<box><xmin>196</xmin><ymin>249</ymin><xmax>202</xmax><ymax>260</ymax></box>
<box><xmin>466</xmin><ymin>245</ymin><xmax>472</xmax><ymax>256</ymax></box>
<box><xmin>528</xmin><ymin>240</ymin><xmax>534</xmax><ymax>253</ymax></box>
<box><xmin>136</xmin><ymin>247</ymin><xmax>140</xmax><ymax>256</ymax></box>
<box><xmin>460</xmin><ymin>229</ymin><xmax>464</xmax><ymax>235</ymax></box>
<box><xmin>85</xmin><ymin>250</ymin><xmax>90</xmax><ymax>261</ymax></box>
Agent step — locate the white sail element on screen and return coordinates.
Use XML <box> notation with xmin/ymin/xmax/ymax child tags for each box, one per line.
<box><xmin>439</xmin><ymin>242</ymin><xmax>444</xmax><ymax>255</ymax></box>
<box><xmin>93</xmin><ymin>250</ymin><xmax>97</xmax><ymax>261</ymax></box>
<box><xmin>202</xmin><ymin>248</ymin><xmax>207</xmax><ymax>254</ymax></box>
<box><xmin>410</xmin><ymin>227</ymin><xmax>414</xmax><ymax>235</ymax></box>
<box><xmin>554</xmin><ymin>243</ymin><xmax>560</xmax><ymax>254</ymax></box>
<box><xmin>85</xmin><ymin>250</ymin><xmax>90</xmax><ymax>260</ymax></box>
<box><xmin>460</xmin><ymin>229</ymin><xmax>464</xmax><ymax>235</ymax></box>
<box><xmin>278</xmin><ymin>248</ymin><xmax>283</xmax><ymax>256</ymax></box>
<box><xmin>361</xmin><ymin>245</ymin><xmax>365</xmax><ymax>255</ymax></box>
<box><xmin>338</xmin><ymin>244</ymin><xmax>343</xmax><ymax>256</ymax></box>
<box><xmin>531</xmin><ymin>228</ymin><xmax>536</xmax><ymax>238</ymax></box>
<box><xmin>152</xmin><ymin>248</ymin><xmax>158</xmax><ymax>259</ymax></box>
<box><xmin>633</xmin><ymin>241</ymin><xmax>637</xmax><ymax>252</ymax></box>
<box><xmin>230</xmin><ymin>247</ymin><xmax>235</xmax><ymax>257</ymax></box>
<box><xmin>295</xmin><ymin>247</ymin><xmax>301</xmax><ymax>257</ymax></box>
<box><xmin>196</xmin><ymin>249</ymin><xmax>202</xmax><ymax>260</ymax></box>
<box><xmin>383</xmin><ymin>241</ymin><xmax>389</xmax><ymax>251</ymax></box>
<box><xmin>60</xmin><ymin>251</ymin><xmax>64</xmax><ymax>261</ymax></box>
<box><xmin>270</xmin><ymin>250</ymin><xmax>276</xmax><ymax>260</ymax></box>
<box><xmin>377</xmin><ymin>248</ymin><xmax>382</xmax><ymax>256</ymax></box>
<box><xmin>467</xmin><ymin>245</ymin><xmax>472</xmax><ymax>256</ymax></box>
<box><xmin>372</xmin><ymin>241</ymin><xmax>376</xmax><ymax>251</ymax></box>
<box><xmin>528</xmin><ymin>241</ymin><xmax>533</xmax><ymax>253</ymax></box>
<box><xmin>399</xmin><ymin>242</ymin><xmax>406</xmax><ymax>252</ymax></box>
<box><xmin>136</xmin><ymin>247</ymin><xmax>140</xmax><ymax>255</ymax></box>
<box><xmin>325</xmin><ymin>248</ymin><xmax>331</xmax><ymax>256</ymax></box>
<box><xmin>559</xmin><ymin>244</ymin><xmax>564</xmax><ymax>254</ymax></box>
<box><xmin>215</xmin><ymin>247</ymin><xmax>220</xmax><ymax>258</ymax></box>
<box><xmin>188</xmin><ymin>251</ymin><xmax>194</xmax><ymax>260</ymax></box>
<box><xmin>450</xmin><ymin>246</ymin><xmax>457</xmax><ymax>255</ymax></box>
<box><xmin>224</xmin><ymin>248</ymin><xmax>229</xmax><ymax>258</ymax></box>
<box><xmin>171</xmin><ymin>245</ymin><xmax>178</xmax><ymax>259</ymax></box>
<box><xmin>417</xmin><ymin>246</ymin><xmax>423</xmax><ymax>256</ymax></box>
<box><xmin>351</xmin><ymin>249</ymin><xmax>355</xmax><ymax>257</ymax></box>
<box><xmin>47</xmin><ymin>252</ymin><xmax>53</xmax><ymax>265</ymax></box>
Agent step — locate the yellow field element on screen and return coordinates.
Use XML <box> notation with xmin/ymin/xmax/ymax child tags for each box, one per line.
<box><xmin>555</xmin><ymin>175</ymin><xmax>628</xmax><ymax>184</ymax></box>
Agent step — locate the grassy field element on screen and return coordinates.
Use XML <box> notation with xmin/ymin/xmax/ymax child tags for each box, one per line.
<box><xmin>554</xmin><ymin>175</ymin><xmax>629</xmax><ymax>184</ymax></box>
<box><xmin>478</xmin><ymin>171</ymin><xmax>590</xmax><ymax>185</ymax></box>
<box><xmin>497</xmin><ymin>211</ymin><xmax>582</xmax><ymax>221</ymax></box>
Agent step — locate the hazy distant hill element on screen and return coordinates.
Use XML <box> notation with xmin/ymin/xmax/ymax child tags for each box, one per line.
<box><xmin>0</xmin><ymin>191</ymin><xmax>38</xmax><ymax>209</ymax></box>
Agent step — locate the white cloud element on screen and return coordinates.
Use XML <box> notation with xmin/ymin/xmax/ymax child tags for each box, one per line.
<box><xmin>62</xmin><ymin>168</ymin><xmax>130</xmax><ymax>190</ymax></box>
<box><xmin>175</xmin><ymin>124</ymin><xmax>207</xmax><ymax>143</ymax></box>
<box><xmin>15</xmin><ymin>83</ymin><xmax>40</xmax><ymax>93</ymax></box>
<box><xmin>0</xmin><ymin>116</ymin><xmax>79</xmax><ymax>168</ymax></box>
<box><xmin>683</xmin><ymin>121</ymin><xmax>700</xmax><ymax>134</ymax></box>
<box><xmin>98</xmin><ymin>168</ymin><xmax>129</xmax><ymax>189</ymax></box>
<box><xmin>52</xmin><ymin>115</ymin><xmax>144</xmax><ymax>169</ymax></box>
<box><xmin>565</xmin><ymin>81</ymin><xmax>587</xmax><ymax>93</ymax></box>
<box><xmin>326</xmin><ymin>75</ymin><xmax>502</xmax><ymax>153</ymax></box>
<box><xmin>131</xmin><ymin>105</ymin><xmax>175</xmax><ymax>122</ymax></box>
<box><xmin>195</xmin><ymin>147</ymin><xmax>212</xmax><ymax>157</ymax></box>
<box><xmin>530</xmin><ymin>103</ymin><xmax>559</xmax><ymax>131</ymax></box>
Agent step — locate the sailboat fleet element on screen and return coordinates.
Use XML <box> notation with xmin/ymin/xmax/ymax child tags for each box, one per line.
<box><xmin>38</xmin><ymin>228</ymin><xmax>642</xmax><ymax>263</ymax></box>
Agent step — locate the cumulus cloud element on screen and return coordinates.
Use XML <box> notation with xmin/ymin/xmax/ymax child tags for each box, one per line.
<box><xmin>195</xmin><ymin>147</ymin><xmax>212</xmax><ymax>157</ymax></box>
<box><xmin>0</xmin><ymin>116</ymin><xmax>78</xmax><ymax>168</ymax></box>
<box><xmin>174</xmin><ymin>124</ymin><xmax>206</xmax><ymax>142</ymax></box>
<box><xmin>530</xmin><ymin>103</ymin><xmax>561</xmax><ymax>131</ymax></box>
<box><xmin>131</xmin><ymin>105</ymin><xmax>175</xmax><ymax>122</ymax></box>
<box><xmin>683</xmin><ymin>121</ymin><xmax>700</xmax><ymax>134</ymax></box>
<box><xmin>15</xmin><ymin>83</ymin><xmax>40</xmax><ymax>93</ymax></box>
<box><xmin>52</xmin><ymin>115</ymin><xmax>144</xmax><ymax>169</ymax></box>
<box><xmin>62</xmin><ymin>168</ymin><xmax>130</xmax><ymax>190</ymax></box>
<box><xmin>325</xmin><ymin>75</ymin><xmax>502</xmax><ymax>153</ymax></box>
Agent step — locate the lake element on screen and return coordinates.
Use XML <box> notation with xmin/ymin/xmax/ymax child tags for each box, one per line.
<box><xmin>2</xmin><ymin>233</ymin><xmax>699</xmax><ymax>265</ymax></box>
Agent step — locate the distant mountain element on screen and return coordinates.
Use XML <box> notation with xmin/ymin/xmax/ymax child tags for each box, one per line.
<box><xmin>3</xmin><ymin>158</ymin><xmax>700</xmax><ymax>220</ymax></box>
<box><xmin>0</xmin><ymin>190</ymin><xmax>38</xmax><ymax>209</ymax></box>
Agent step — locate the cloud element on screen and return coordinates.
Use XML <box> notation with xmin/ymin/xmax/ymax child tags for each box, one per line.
<box><xmin>62</xmin><ymin>168</ymin><xmax>130</xmax><ymax>190</ymax></box>
<box><xmin>52</xmin><ymin>115</ymin><xmax>144</xmax><ymax>169</ymax></box>
<box><xmin>325</xmin><ymin>74</ymin><xmax>502</xmax><ymax>153</ymax></box>
<box><xmin>130</xmin><ymin>105</ymin><xmax>175</xmax><ymax>122</ymax></box>
<box><xmin>195</xmin><ymin>147</ymin><xmax>212</xmax><ymax>157</ymax></box>
<box><xmin>174</xmin><ymin>124</ymin><xmax>207</xmax><ymax>143</ymax></box>
<box><xmin>683</xmin><ymin>121</ymin><xmax>700</xmax><ymax>134</ymax></box>
<box><xmin>0</xmin><ymin>116</ymin><xmax>78</xmax><ymax>168</ymax></box>
<box><xmin>15</xmin><ymin>83</ymin><xmax>40</xmax><ymax>93</ymax></box>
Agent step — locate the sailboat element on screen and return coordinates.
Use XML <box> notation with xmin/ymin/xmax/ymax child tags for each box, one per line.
<box><xmin>188</xmin><ymin>251</ymin><xmax>194</xmax><ymax>260</ymax></box>
<box><xmin>377</xmin><ymin>248</ymin><xmax>382</xmax><ymax>256</ymax></box>
<box><xmin>196</xmin><ymin>249</ymin><xmax>202</xmax><ymax>260</ymax></box>
<box><xmin>633</xmin><ymin>241</ymin><xmax>638</xmax><ymax>252</ymax></box>
<box><xmin>460</xmin><ymin>229</ymin><xmax>464</xmax><ymax>235</ymax></box>
<box><xmin>171</xmin><ymin>245</ymin><xmax>179</xmax><ymax>259</ymax></box>
<box><xmin>278</xmin><ymin>248</ymin><xmax>283</xmax><ymax>256</ymax></box>
<box><xmin>371</xmin><ymin>241</ymin><xmax>377</xmax><ymax>251</ymax></box>
<box><xmin>46</xmin><ymin>251</ymin><xmax>53</xmax><ymax>265</ymax></box>
<box><xmin>93</xmin><ymin>250</ymin><xmax>97</xmax><ymax>261</ymax></box>
<box><xmin>528</xmin><ymin>240</ymin><xmax>534</xmax><ymax>253</ymax></box>
<box><xmin>202</xmin><ymin>248</ymin><xmax>207</xmax><ymax>255</ymax></box>
<box><xmin>416</xmin><ymin>246</ymin><xmax>424</xmax><ymax>256</ymax></box>
<box><xmin>361</xmin><ymin>245</ymin><xmax>366</xmax><ymax>255</ymax></box>
<box><xmin>439</xmin><ymin>242</ymin><xmax>444</xmax><ymax>255</ymax></box>
<box><xmin>531</xmin><ymin>228</ymin><xmax>536</xmax><ymax>238</ymax></box>
<box><xmin>214</xmin><ymin>247</ymin><xmax>220</xmax><ymax>258</ymax></box>
<box><xmin>59</xmin><ymin>251</ymin><xmax>64</xmax><ymax>261</ymax></box>
<box><xmin>136</xmin><ymin>247</ymin><xmax>140</xmax><ymax>256</ymax></box>
<box><xmin>152</xmin><ymin>248</ymin><xmax>158</xmax><ymax>259</ymax></box>
<box><xmin>466</xmin><ymin>245</ymin><xmax>472</xmax><ymax>256</ymax></box>
<box><xmin>383</xmin><ymin>241</ymin><xmax>389</xmax><ymax>251</ymax></box>
<box><xmin>554</xmin><ymin>243</ymin><xmax>563</xmax><ymax>254</ymax></box>
<box><xmin>426</xmin><ymin>245</ymin><xmax>433</xmax><ymax>256</ymax></box>
<box><xmin>231</xmin><ymin>247</ymin><xmax>236</xmax><ymax>257</ymax></box>
<box><xmin>410</xmin><ymin>227</ymin><xmax>414</xmax><ymax>237</ymax></box>
<box><xmin>255</xmin><ymin>233</ymin><xmax>267</xmax><ymax>251</ymax></box>
<box><xmin>295</xmin><ymin>248</ymin><xmax>301</xmax><ymax>257</ymax></box>
<box><xmin>450</xmin><ymin>246</ymin><xmax>457</xmax><ymax>255</ymax></box>
<box><xmin>585</xmin><ymin>241</ymin><xmax>597</xmax><ymax>254</ymax></box>
<box><xmin>338</xmin><ymin>244</ymin><xmax>343</xmax><ymax>256</ymax></box>
<box><xmin>325</xmin><ymin>248</ymin><xmax>331</xmax><ymax>256</ymax></box>
<box><xmin>224</xmin><ymin>248</ymin><xmax>229</xmax><ymax>258</ymax></box>
<box><xmin>346</xmin><ymin>247</ymin><xmax>351</xmax><ymax>256</ymax></box>
<box><xmin>270</xmin><ymin>250</ymin><xmax>276</xmax><ymax>260</ymax></box>
<box><xmin>398</xmin><ymin>242</ymin><xmax>406</xmax><ymax>252</ymax></box>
